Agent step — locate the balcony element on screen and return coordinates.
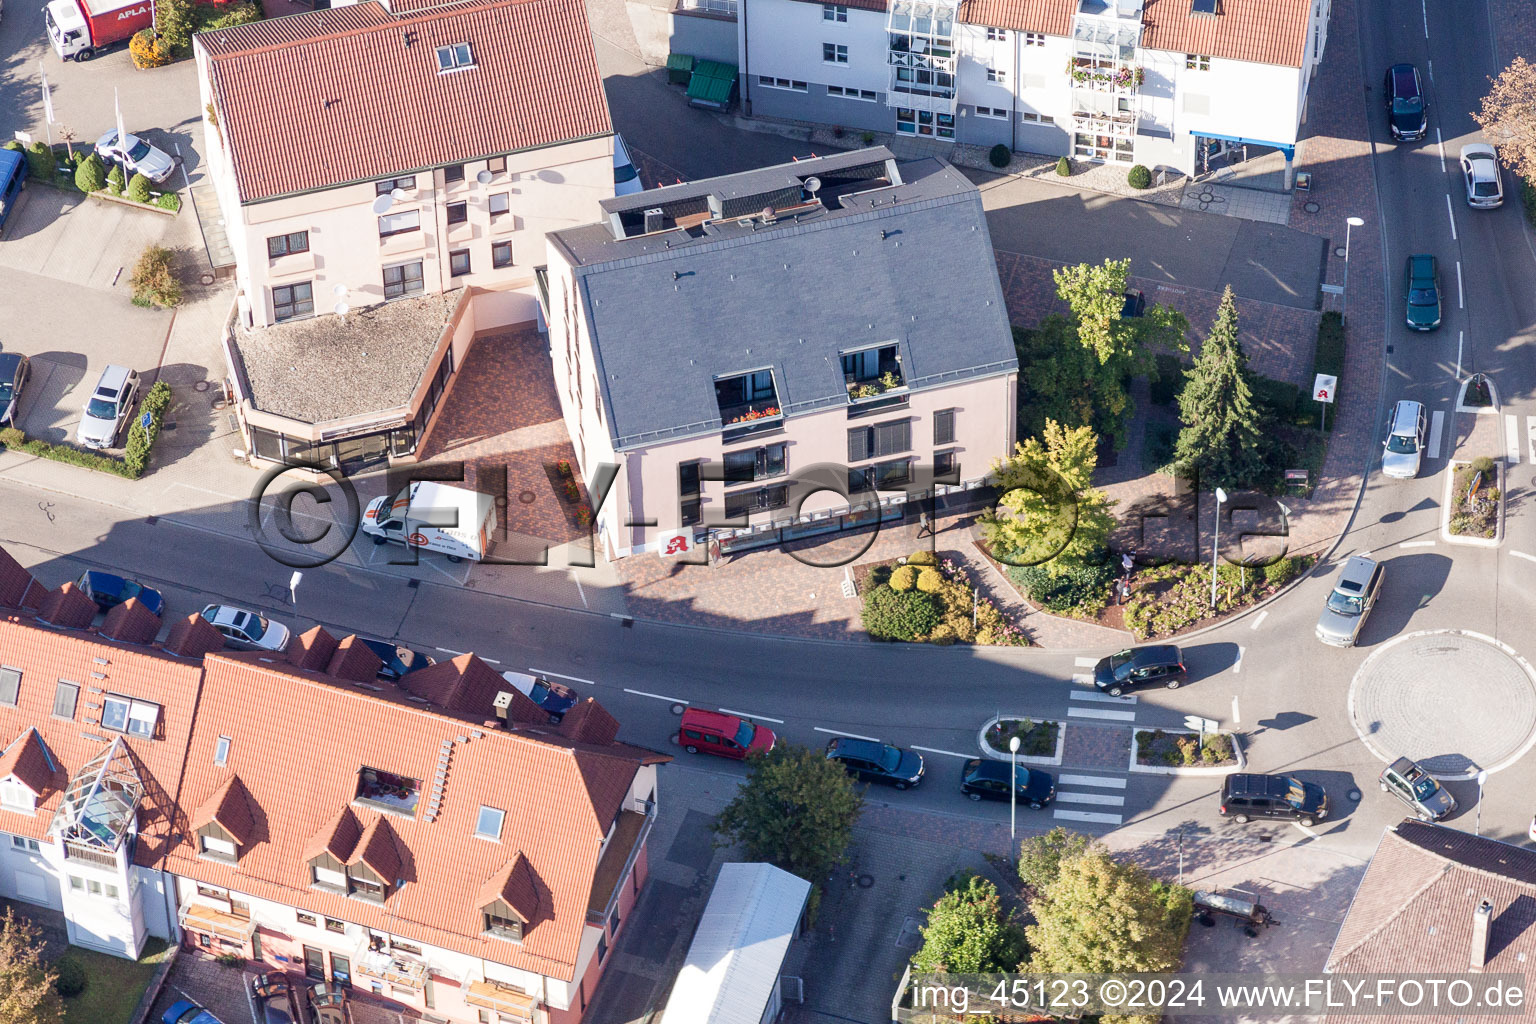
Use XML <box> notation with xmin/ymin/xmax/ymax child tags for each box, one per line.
<box><xmin>1072</xmin><ymin>111</ymin><xmax>1136</xmax><ymax>139</ymax></box>
<box><xmin>353</xmin><ymin>767</ymin><xmax>422</xmax><ymax>818</ymax></box>
<box><xmin>1067</xmin><ymin>58</ymin><xmax>1144</xmax><ymax>92</ymax></box>
<box><xmin>466</xmin><ymin>981</ymin><xmax>537</xmax><ymax>1023</ymax></box>
<box><xmin>588</xmin><ymin>803</ymin><xmax>656</xmax><ymax>921</ymax></box>
<box><xmin>180</xmin><ymin>903</ymin><xmax>256</xmax><ymax>944</ymax></box>
<box><xmin>716</xmin><ymin>371</ymin><xmax>782</xmax><ymax>442</ymax></box>
<box><xmin>354</xmin><ymin>945</ymin><xmax>428</xmax><ymax>989</ymax></box>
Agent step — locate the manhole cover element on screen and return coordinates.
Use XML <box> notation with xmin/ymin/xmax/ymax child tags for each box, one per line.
<box><xmin>193</xmin><ymin>380</ymin><xmax>210</xmax><ymax>392</ymax></box>
<box><xmin>1334</xmin><ymin>246</ymin><xmax>1347</xmax><ymax>257</ymax></box>
<box><xmin>1305</xmin><ymin>201</ymin><xmax>1321</xmax><ymax>213</ymax></box>
<box><xmin>1349</xmin><ymin>631</ymin><xmax>1536</xmax><ymax>778</ymax></box>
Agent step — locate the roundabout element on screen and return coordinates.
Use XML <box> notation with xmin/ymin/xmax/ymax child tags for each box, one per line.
<box><xmin>1348</xmin><ymin>630</ymin><xmax>1536</xmax><ymax>779</ymax></box>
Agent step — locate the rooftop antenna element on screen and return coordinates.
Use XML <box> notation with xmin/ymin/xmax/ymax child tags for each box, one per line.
<box><xmin>371</xmin><ymin>193</ymin><xmax>394</xmax><ymax>215</ymax></box>
<box><xmin>476</xmin><ymin>169</ymin><xmax>493</xmax><ymax>185</ymax></box>
<box><xmin>803</xmin><ymin>176</ymin><xmax>822</xmax><ymax>196</ymax></box>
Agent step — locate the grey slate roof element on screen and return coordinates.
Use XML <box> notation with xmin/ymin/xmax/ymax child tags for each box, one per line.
<box><xmin>548</xmin><ymin>153</ymin><xmax>1018</xmax><ymax>450</ymax></box>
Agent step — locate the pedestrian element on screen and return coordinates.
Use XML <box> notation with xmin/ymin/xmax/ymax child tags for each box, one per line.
<box><xmin>1119</xmin><ymin>550</ymin><xmax>1136</xmax><ymax>605</ymax></box>
<box><xmin>917</xmin><ymin>511</ymin><xmax>932</xmax><ymax>538</ymax></box>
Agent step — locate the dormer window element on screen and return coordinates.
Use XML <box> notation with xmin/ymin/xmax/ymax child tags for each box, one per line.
<box><xmin>436</xmin><ymin>42</ymin><xmax>475</xmax><ymax>72</ymax></box>
<box><xmin>311</xmin><ymin>858</ymin><xmax>348</xmax><ymax>892</ymax></box>
<box><xmin>198</xmin><ymin>831</ymin><xmax>237</xmax><ymax>863</ymax></box>
<box><xmin>842</xmin><ymin>344</ymin><xmax>905</xmax><ymax>400</ymax></box>
<box><xmin>482</xmin><ymin>909</ymin><xmax>523</xmax><ymax>942</ymax></box>
<box><xmin>0</xmin><ymin>779</ymin><xmax>35</xmax><ymax>813</ymax></box>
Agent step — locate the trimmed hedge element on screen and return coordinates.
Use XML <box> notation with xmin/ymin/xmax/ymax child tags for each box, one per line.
<box><xmin>0</xmin><ymin>428</ymin><xmax>136</xmax><ymax>478</ymax></box>
<box><xmin>1313</xmin><ymin>310</ymin><xmax>1345</xmax><ymax>378</ymax></box>
<box><xmin>1056</xmin><ymin>156</ymin><xmax>1071</xmax><ymax>176</ymax></box>
<box><xmin>124</xmin><ymin>380</ymin><xmax>172</xmax><ymax>476</ymax></box>
<box><xmin>0</xmin><ymin>380</ymin><xmax>172</xmax><ymax>479</ymax></box>
<box><xmin>1127</xmin><ymin>164</ymin><xmax>1152</xmax><ymax>189</ymax></box>
<box><xmin>862</xmin><ymin>586</ymin><xmax>943</xmax><ymax>641</ymax></box>
<box><xmin>989</xmin><ymin>143</ymin><xmax>1011</xmax><ymax>168</ymax></box>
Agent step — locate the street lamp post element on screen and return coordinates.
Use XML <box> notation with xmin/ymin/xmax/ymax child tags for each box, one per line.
<box><xmin>1209</xmin><ymin>487</ymin><xmax>1228</xmax><ymax>609</ymax></box>
<box><xmin>1476</xmin><ymin>769</ymin><xmax>1488</xmax><ymax>836</ymax></box>
<box><xmin>1009</xmin><ymin>735</ymin><xmax>1021</xmax><ymax>862</ymax></box>
<box><xmin>1342</xmin><ymin>216</ymin><xmax>1365</xmax><ymax>323</ymax></box>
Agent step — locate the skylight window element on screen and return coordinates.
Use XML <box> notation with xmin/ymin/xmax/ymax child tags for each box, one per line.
<box><xmin>100</xmin><ymin>694</ymin><xmax>160</xmax><ymax>739</ymax></box>
<box><xmin>436</xmin><ymin>42</ymin><xmax>475</xmax><ymax>72</ymax></box>
<box><xmin>475</xmin><ymin>805</ymin><xmax>505</xmax><ymax>840</ymax></box>
<box><xmin>214</xmin><ymin>736</ymin><xmax>231</xmax><ymax>766</ymax></box>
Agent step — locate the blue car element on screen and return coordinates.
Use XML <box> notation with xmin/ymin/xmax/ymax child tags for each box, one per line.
<box><xmin>78</xmin><ymin>570</ymin><xmax>164</xmax><ymax>617</ymax></box>
<box><xmin>501</xmin><ymin>671</ymin><xmax>579</xmax><ymax>723</ymax></box>
<box><xmin>163</xmin><ymin>1000</ymin><xmax>225</xmax><ymax>1024</ymax></box>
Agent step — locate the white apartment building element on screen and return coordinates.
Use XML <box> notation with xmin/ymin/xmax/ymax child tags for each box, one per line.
<box><xmin>732</xmin><ymin>0</ymin><xmax>1331</xmax><ymax>178</ymax></box>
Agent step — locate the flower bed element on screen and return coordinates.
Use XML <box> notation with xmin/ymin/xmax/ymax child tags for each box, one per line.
<box><xmin>984</xmin><ymin>718</ymin><xmax>1059</xmax><ymax>757</ymax></box>
<box><xmin>1448</xmin><ymin>458</ymin><xmax>1499</xmax><ymax>539</ymax></box>
<box><xmin>1123</xmin><ymin>555</ymin><xmax>1315</xmax><ymax>640</ymax></box>
<box><xmin>861</xmin><ymin>551</ymin><xmax>1030</xmax><ymax>646</ymax></box>
<box><xmin>1135</xmin><ymin>728</ymin><xmax>1237</xmax><ymax>769</ymax></box>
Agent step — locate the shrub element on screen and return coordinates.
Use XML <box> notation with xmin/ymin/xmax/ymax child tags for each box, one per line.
<box><xmin>106</xmin><ymin>162</ymin><xmax>127</xmax><ymax>194</ymax></box>
<box><xmin>129</xmin><ymin>27</ymin><xmax>173</xmax><ymax>68</ymax></box>
<box><xmin>125</xmin><ymin>172</ymin><xmax>152</xmax><ymax>203</ymax></box>
<box><xmin>1008</xmin><ymin>560</ymin><xmax>1117</xmax><ymax>616</ymax></box>
<box><xmin>989</xmin><ymin>143</ymin><xmax>1011</xmax><ymax>168</ymax></box>
<box><xmin>1127</xmin><ymin>164</ymin><xmax>1152</xmax><ymax>189</ymax></box>
<box><xmin>74</xmin><ymin>152</ymin><xmax>106</xmax><ymax>193</ymax></box>
<box><xmin>1149</xmin><ymin>353</ymin><xmax>1186</xmax><ymax>406</ymax></box>
<box><xmin>1262</xmin><ymin>556</ymin><xmax>1300</xmax><ymax>587</ymax></box>
<box><xmin>860</xmin><ymin>131</ymin><xmax>875</xmax><ymax>145</ymax></box>
<box><xmin>562</xmin><ymin>479</ymin><xmax>580</xmax><ymax>501</ymax></box>
<box><xmin>1313</xmin><ymin>310</ymin><xmax>1345</xmax><ymax>379</ymax></box>
<box><xmin>155</xmin><ymin>192</ymin><xmax>182</xmax><ymax>212</ymax></box>
<box><xmin>906</xmin><ymin>550</ymin><xmax>938</xmax><ymax>567</ymax></box>
<box><xmin>24</xmin><ymin>142</ymin><xmax>54</xmax><ymax>182</ymax></box>
<box><xmin>53</xmin><ymin>955</ymin><xmax>87</xmax><ymax>997</ymax></box>
<box><xmin>129</xmin><ymin>244</ymin><xmax>181</xmax><ymax>308</ymax></box>
<box><xmin>1176</xmin><ymin>736</ymin><xmax>1200</xmax><ymax>766</ymax></box>
<box><xmin>1470</xmin><ymin>455</ymin><xmax>1496</xmax><ymax>475</ymax></box>
<box><xmin>888</xmin><ymin>564</ymin><xmax>918</xmax><ymax>592</ymax></box>
<box><xmin>214</xmin><ymin>952</ymin><xmax>245</xmax><ymax>968</ymax></box>
<box><xmin>202</xmin><ymin>1</ymin><xmax>262</xmax><ymax>30</ymax></box>
<box><xmin>556</xmin><ymin>459</ymin><xmax>573</xmax><ymax>477</ymax></box>
<box><xmin>862</xmin><ymin>586</ymin><xmax>941</xmax><ymax>641</ymax></box>
<box><xmin>123</xmin><ymin>380</ymin><xmax>172</xmax><ymax>477</ymax></box>
<box><xmin>157</xmin><ymin>0</ymin><xmax>196</xmax><ymax>53</ymax></box>
<box><xmin>1055</xmin><ymin>156</ymin><xmax>1072</xmax><ymax>176</ymax></box>
<box><xmin>915</xmin><ymin>567</ymin><xmax>944</xmax><ymax>593</ymax></box>
<box><xmin>0</xmin><ymin>140</ymin><xmax>20</xmax><ymax>151</ymax></box>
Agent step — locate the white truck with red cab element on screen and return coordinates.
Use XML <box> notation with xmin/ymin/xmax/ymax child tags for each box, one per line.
<box><xmin>44</xmin><ymin>0</ymin><xmax>151</xmax><ymax>61</ymax></box>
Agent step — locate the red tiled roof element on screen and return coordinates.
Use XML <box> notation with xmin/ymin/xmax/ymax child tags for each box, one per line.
<box><xmin>0</xmin><ymin>548</ymin><xmax>44</xmax><ymax>610</ymax></box>
<box><xmin>0</xmin><ymin>729</ymin><xmax>58</xmax><ymax>796</ymax></box>
<box><xmin>35</xmin><ymin>584</ymin><xmax>96</xmax><ymax>630</ymax></box>
<box><xmin>201</xmin><ymin>0</ymin><xmax>613</xmax><ymax>203</ymax></box>
<box><xmin>164</xmin><ymin>655</ymin><xmax>650</xmax><ymax>979</ymax></box>
<box><xmin>1140</xmin><ymin>0</ymin><xmax>1309</xmax><ymax>67</ymax></box>
<box><xmin>304</xmin><ymin>805</ymin><xmax>363</xmax><ymax>863</ymax></box>
<box><xmin>559</xmin><ymin>699</ymin><xmax>619</xmax><ymax>747</ymax></box>
<box><xmin>100</xmin><ymin>598</ymin><xmax>162</xmax><ymax>646</ymax></box>
<box><xmin>958</xmin><ymin>0</ymin><xmax>1073</xmax><ymax>35</ymax></box>
<box><xmin>478</xmin><ymin>852</ymin><xmax>540</xmax><ymax>921</ymax></box>
<box><xmin>288</xmin><ymin>626</ymin><xmax>340</xmax><ymax>672</ymax></box>
<box><xmin>162</xmin><ymin>614</ymin><xmax>226</xmax><ymax>661</ymax></box>
<box><xmin>192</xmin><ymin>775</ymin><xmax>258</xmax><ymax>846</ymax></box>
<box><xmin>404</xmin><ymin>654</ymin><xmax>543</xmax><ymax>722</ymax></box>
<box><xmin>351</xmin><ymin>815</ymin><xmax>404</xmax><ymax>884</ymax></box>
<box><xmin>327</xmin><ymin>635</ymin><xmax>383</xmax><ymax>682</ymax></box>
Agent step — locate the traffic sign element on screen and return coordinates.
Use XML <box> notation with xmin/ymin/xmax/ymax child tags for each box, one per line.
<box><xmin>1184</xmin><ymin>715</ymin><xmax>1219</xmax><ymax>734</ymax></box>
<box><xmin>1313</xmin><ymin>374</ymin><xmax>1337</xmax><ymax>404</ymax></box>
<box><xmin>140</xmin><ymin>411</ymin><xmax>152</xmax><ymax>430</ymax></box>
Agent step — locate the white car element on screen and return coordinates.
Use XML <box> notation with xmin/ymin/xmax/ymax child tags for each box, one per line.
<box><xmin>76</xmin><ymin>364</ymin><xmax>139</xmax><ymax>450</ymax></box>
<box><xmin>1460</xmin><ymin>143</ymin><xmax>1503</xmax><ymax>208</ymax></box>
<box><xmin>200</xmin><ymin>604</ymin><xmax>291</xmax><ymax>654</ymax></box>
<box><xmin>613</xmin><ymin>133</ymin><xmax>643</xmax><ymax>196</ymax></box>
<box><xmin>94</xmin><ymin>129</ymin><xmax>175</xmax><ymax>185</ymax></box>
<box><xmin>1380</xmin><ymin>399</ymin><xmax>1426</xmax><ymax>480</ymax></box>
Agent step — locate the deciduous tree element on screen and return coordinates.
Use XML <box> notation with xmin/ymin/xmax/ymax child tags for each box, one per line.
<box><xmin>1173</xmin><ymin>286</ymin><xmax>1266</xmax><ymax>487</ymax></box>
<box><xmin>1017</xmin><ymin>826</ymin><xmax>1095</xmax><ymax>894</ymax></box>
<box><xmin>712</xmin><ymin>743</ymin><xmax>863</xmax><ymax>884</ymax></box>
<box><xmin>911</xmin><ymin>872</ymin><xmax>1026</xmax><ymax>974</ymax></box>
<box><xmin>0</xmin><ymin>908</ymin><xmax>62</xmax><ymax>1024</ymax></box>
<box><xmin>982</xmin><ymin>420</ymin><xmax>1115</xmax><ymax>577</ymax></box>
<box><xmin>1473</xmin><ymin>57</ymin><xmax>1536</xmax><ymax>182</ymax></box>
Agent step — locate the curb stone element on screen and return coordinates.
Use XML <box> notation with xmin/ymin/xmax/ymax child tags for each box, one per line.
<box><xmin>1129</xmin><ymin>728</ymin><xmax>1246</xmax><ymax>776</ymax></box>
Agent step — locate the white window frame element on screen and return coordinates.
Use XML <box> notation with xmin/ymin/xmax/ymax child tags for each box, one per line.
<box><xmin>823</xmin><ymin>43</ymin><xmax>849</xmax><ymax>65</ymax></box>
<box><xmin>1023</xmin><ymin>32</ymin><xmax>1046</xmax><ymax>46</ymax></box>
<box><xmin>986</xmin><ymin>27</ymin><xmax>1006</xmax><ymax>42</ymax></box>
<box><xmin>101</xmin><ymin>693</ymin><xmax>159</xmax><ymax>737</ymax></box>
<box><xmin>9</xmin><ymin>834</ymin><xmax>40</xmax><ymax>853</ymax></box>
<box><xmin>822</xmin><ymin>3</ymin><xmax>847</xmax><ymax>21</ymax></box>
<box><xmin>475</xmin><ymin>805</ymin><xmax>505</xmax><ymax>840</ymax></box>
<box><xmin>987</xmin><ymin>68</ymin><xmax>1006</xmax><ymax>84</ymax></box>
<box><xmin>0</xmin><ymin>780</ymin><xmax>35</xmax><ymax>812</ymax></box>
<box><xmin>1186</xmin><ymin>53</ymin><xmax>1211</xmax><ymax>71</ymax></box>
<box><xmin>200</xmin><ymin>833</ymin><xmax>237</xmax><ymax>858</ymax></box>
<box><xmin>975</xmin><ymin>106</ymin><xmax>1008</xmax><ymax>119</ymax></box>
<box><xmin>214</xmin><ymin>736</ymin><xmax>231</xmax><ymax>766</ymax></box>
<box><xmin>758</xmin><ymin>77</ymin><xmax>808</xmax><ymax>92</ymax></box>
<box><xmin>435</xmin><ymin>42</ymin><xmax>475</xmax><ymax>73</ymax></box>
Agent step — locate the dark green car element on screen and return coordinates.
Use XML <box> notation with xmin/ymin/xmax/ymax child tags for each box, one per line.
<box><xmin>1405</xmin><ymin>254</ymin><xmax>1441</xmax><ymax>331</ymax></box>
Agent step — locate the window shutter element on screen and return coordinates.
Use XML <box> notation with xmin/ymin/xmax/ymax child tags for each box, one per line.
<box><xmin>934</xmin><ymin>409</ymin><xmax>955</xmax><ymax>445</ymax></box>
<box><xmin>875</xmin><ymin>420</ymin><xmax>911</xmax><ymax>457</ymax></box>
<box><xmin>848</xmin><ymin>427</ymin><xmax>871</xmax><ymax>463</ymax></box>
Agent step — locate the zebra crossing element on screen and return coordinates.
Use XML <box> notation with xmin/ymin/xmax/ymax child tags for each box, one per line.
<box><xmin>1496</xmin><ymin>413</ymin><xmax>1536</xmax><ymax>464</ymax></box>
<box><xmin>1055</xmin><ymin>658</ymin><xmax>1134</xmax><ymax>824</ymax></box>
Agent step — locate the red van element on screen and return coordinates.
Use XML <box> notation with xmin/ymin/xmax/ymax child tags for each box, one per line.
<box><xmin>678</xmin><ymin>708</ymin><xmax>776</xmax><ymax>760</ymax></box>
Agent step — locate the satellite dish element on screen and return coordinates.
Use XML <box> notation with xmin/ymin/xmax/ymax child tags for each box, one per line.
<box><xmin>804</xmin><ymin>176</ymin><xmax>822</xmax><ymax>194</ymax></box>
<box><xmin>331</xmin><ymin>283</ymin><xmax>348</xmax><ymax>298</ymax></box>
<box><xmin>333</xmin><ymin>302</ymin><xmax>350</xmax><ymax>318</ymax></box>
<box><xmin>391</xmin><ymin>188</ymin><xmax>409</xmax><ymax>202</ymax></box>
<box><xmin>371</xmin><ymin>193</ymin><xmax>394</xmax><ymax>214</ymax></box>
<box><xmin>476</xmin><ymin>169</ymin><xmax>494</xmax><ymax>185</ymax></box>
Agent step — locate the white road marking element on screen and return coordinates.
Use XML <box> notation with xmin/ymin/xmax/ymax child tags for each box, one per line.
<box><xmin>1070</xmin><ymin>690</ymin><xmax>1137</xmax><ymax>705</ymax></box>
<box><xmin>624</xmin><ymin>688</ymin><xmax>689</xmax><ymax>704</ymax></box>
<box><xmin>1054</xmin><ymin>809</ymin><xmax>1123</xmax><ymax>825</ymax></box>
<box><xmin>530</xmin><ymin>668</ymin><xmax>595</xmax><ymax>685</ymax></box>
<box><xmin>719</xmin><ymin>707</ymin><xmax>784</xmax><ymax>723</ymax></box>
<box><xmin>1446</xmin><ymin>194</ymin><xmax>1457</xmax><ymax>240</ymax></box>
<box><xmin>1511</xmin><ymin>551</ymin><xmax>1536</xmax><ymax>564</ymax></box>
<box><xmin>1508</xmin><ymin>415</ymin><xmax>1522</xmax><ymax>464</ymax></box>
<box><xmin>436</xmin><ymin>647</ymin><xmax>466</xmax><ymax>656</ymax></box>
<box><xmin>1400</xmin><ymin>540</ymin><xmax>1436</xmax><ymax>548</ymax></box>
<box><xmin>1421</xmin><ymin>0</ymin><xmax>1428</xmax><ymax>36</ymax></box>
<box><xmin>912</xmin><ymin>745</ymin><xmax>973</xmax><ymax>759</ymax></box>
<box><xmin>1428</xmin><ymin>410</ymin><xmax>1444</xmax><ymax>459</ymax></box>
<box><xmin>1435</xmin><ymin>126</ymin><xmax>1445</xmax><ymax>170</ymax></box>
<box><xmin>1528</xmin><ymin>417</ymin><xmax>1536</xmax><ymax>465</ymax></box>
<box><xmin>1456</xmin><ymin>331</ymin><xmax>1464</xmax><ymax>378</ymax></box>
<box><xmin>1073</xmin><ymin>656</ymin><xmax>1097</xmax><ymax>667</ymax></box>
<box><xmin>1249</xmin><ymin>609</ymin><xmax>1268</xmax><ymax>630</ymax></box>
<box><xmin>1292</xmin><ymin>821</ymin><xmax>1322</xmax><ymax>839</ymax></box>
<box><xmin>480</xmin><ymin>657</ymin><xmax>500</xmax><ymax>664</ymax></box>
<box><xmin>1067</xmin><ymin>707</ymin><xmax>1136</xmax><ymax>722</ymax></box>
<box><xmin>1231</xmin><ymin>696</ymin><xmax>1241</xmax><ymax>725</ymax></box>
<box><xmin>1071</xmin><ymin>672</ymin><xmax>1093</xmax><ymax>685</ymax></box>
<box><xmin>1457</xmin><ymin>260</ymin><xmax>1464</xmax><ymax>308</ymax></box>
<box><xmin>1058</xmin><ymin>774</ymin><xmax>1128</xmax><ymax>790</ymax></box>
<box><xmin>814</xmin><ymin>726</ymin><xmax>879</xmax><ymax>741</ymax></box>
<box><xmin>1055</xmin><ymin>792</ymin><xmax>1126</xmax><ymax>807</ymax></box>
<box><xmin>1232</xmin><ymin>646</ymin><xmax>1244</xmax><ymax>674</ymax></box>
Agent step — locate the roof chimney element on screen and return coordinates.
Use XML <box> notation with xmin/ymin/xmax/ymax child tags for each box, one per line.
<box><xmin>1470</xmin><ymin>898</ymin><xmax>1493</xmax><ymax>971</ymax></box>
<box><xmin>493</xmin><ymin>691</ymin><xmax>514</xmax><ymax>721</ymax></box>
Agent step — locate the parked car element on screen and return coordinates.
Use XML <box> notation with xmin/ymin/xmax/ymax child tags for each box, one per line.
<box><xmin>1404</xmin><ymin>254</ymin><xmax>1442</xmax><ymax>331</ymax></box>
<box><xmin>1460</xmin><ymin>143</ymin><xmax>1504</xmax><ymax>208</ymax></box>
<box><xmin>500</xmin><ymin>670</ymin><xmax>578</xmax><ymax>724</ymax></box>
<box><xmin>0</xmin><ymin>352</ymin><xmax>29</xmax><ymax>427</ymax></box>
<box><xmin>94</xmin><ymin>128</ymin><xmax>175</xmax><ymax>184</ymax></box>
<box><xmin>1219</xmin><ymin>773</ymin><xmax>1328</xmax><ymax>826</ymax></box>
<box><xmin>200</xmin><ymin>603</ymin><xmax>291</xmax><ymax>653</ymax></box>
<box><xmin>1384</xmin><ymin>63</ymin><xmax>1427</xmax><ymax>141</ymax></box>
<box><xmin>77</xmin><ymin>570</ymin><xmax>164</xmax><ymax>617</ymax></box>
<box><xmin>358</xmin><ymin>638</ymin><xmax>435</xmax><ymax>681</ymax></box>
<box><xmin>1379</xmin><ymin>756</ymin><xmax>1456</xmax><ymax>821</ymax></box>
<box><xmin>824</xmin><ymin>737</ymin><xmax>925</xmax><ymax>789</ymax></box>
<box><xmin>75</xmin><ymin>364</ymin><xmax>139</xmax><ymax>449</ymax></box>
<box><xmin>163</xmin><ymin>1001</ymin><xmax>225</xmax><ymax>1024</ymax></box>
<box><xmin>1315</xmin><ymin>554</ymin><xmax>1384</xmax><ymax>647</ymax></box>
<box><xmin>677</xmin><ymin>707</ymin><xmax>776</xmax><ymax>760</ymax></box>
<box><xmin>1380</xmin><ymin>399</ymin><xmax>1427</xmax><ymax>480</ymax></box>
<box><xmin>1092</xmin><ymin>644</ymin><xmax>1186</xmax><ymax>696</ymax></box>
<box><xmin>613</xmin><ymin>132</ymin><xmax>643</xmax><ymax>196</ymax></box>
<box><xmin>251</xmin><ymin>974</ymin><xmax>298</xmax><ymax>1024</ymax></box>
<box><xmin>959</xmin><ymin>758</ymin><xmax>1055</xmax><ymax>808</ymax></box>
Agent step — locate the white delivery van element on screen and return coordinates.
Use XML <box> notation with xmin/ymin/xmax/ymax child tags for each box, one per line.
<box><xmin>361</xmin><ymin>482</ymin><xmax>495</xmax><ymax>563</ymax></box>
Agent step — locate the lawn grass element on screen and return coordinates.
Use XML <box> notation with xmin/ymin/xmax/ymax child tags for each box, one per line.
<box><xmin>57</xmin><ymin>936</ymin><xmax>169</xmax><ymax>1024</ymax></box>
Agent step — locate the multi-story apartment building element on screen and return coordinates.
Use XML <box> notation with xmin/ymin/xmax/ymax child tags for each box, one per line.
<box><xmin>195</xmin><ymin>0</ymin><xmax>620</xmax><ymax>472</ymax></box>
<box><xmin>733</xmin><ymin>0</ymin><xmax>1330</xmax><ymax>178</ymax></box>
<box><xmin>0</xmin><ymin>548</ymin><xmax>666</xmax><ymax>1024</ymax></box>
<box><xmin>541</xmin><ymin>148</ymin><xmax>1018</xmax><ymax>560</ymax></box>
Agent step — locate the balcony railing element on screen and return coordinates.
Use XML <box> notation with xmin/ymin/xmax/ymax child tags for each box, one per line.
<box><xmin>466</xmin><ymin>981</ymin><xmax>536</xmax><ymax>1023</ymax></box>
<box><xmin>1067</xmin><ymin>59</ymin><xmax>1143</xmax><ymax>90</ymax></box>
<box><xmin>180</xmin><ymin>903</ymin><xmax>257</xmax><ymax>943</ymax></box>
<box><xmin>354</xmin><ymin>946</ymin><xmax>429</xmax><ymax>989</ymax></box>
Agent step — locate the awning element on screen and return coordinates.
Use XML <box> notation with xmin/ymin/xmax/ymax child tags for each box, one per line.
<box><xmin>1192</xmin><ymin>131</ymin><xmax>1295</xmax><ymax>161</ymax></box>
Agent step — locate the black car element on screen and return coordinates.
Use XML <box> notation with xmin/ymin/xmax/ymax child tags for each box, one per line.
<box><xmin>1092</xmin><ymin>644</ymin><xmax>1186</xmax><ymax>696</ymax></box>
<box><xmin>1385</xmin><ymin>63</ymin><xmax>1427</xmax><ymax>141</ymax></box>
<box><xmin>960</xmin><ymin>758</ymin><xmax>1055</xmax><ymax>808</ymax></box>
<box><xmin>0</xmin><ymin>352</ymin><xmax>30</xmax><ymax>427</ymax></box>
<box><xmin>77</xmin><ymin>570</ymin><xmax>164</xmax><ymax>617</ymax></box>
<box><xmin>1219</xmin><ymin>773</ymin><xmax>1328</xmax><ymax>826</ymax></box>
<box><xmin>825</xmin><ymin>737</ymin><xmax>925</xmax><ymax>789</ymax></box>
<box><xmin>251</xmin><ymin>975</ymin><xmax>298</xmax><ymax>1024</ymax></box>
<box><xmin>357</xmin><ymin>638</ymin><xmax>436</xmax><ymax>682</ymax></box>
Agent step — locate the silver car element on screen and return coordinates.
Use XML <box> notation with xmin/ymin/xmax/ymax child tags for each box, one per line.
<box><xmin>94</xmin><ymin>129</ymin><xmax>175</xmax><ymax>185</ymax></box>
<box><xmin>1315</xmin><ymin>554</ymin><xmax>1383</xmax><ymax>647</ymax></box>
<box><xmin>1460</xmin><ymin>143</ymin><xmax>1503</xmax><ymax>208</ymax></box>
<box><xmin>1381</xmin><ymin>399</ymin><xmax>1426</xmax><ymax>479</ymax></box>
<box><xmin>1380</xmin><ymin>756</ymin><xmax>1456</xmax><ymax>821</ymax></box>
<box><xmin>76</xmin><ymin>364</ymin><xmax>139</xmax><ymax>449</ymax></box>
<box><xmin>200</xmin><ymin>603</ymin><xmax>291</xmax><ymax>653</ymax></box>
